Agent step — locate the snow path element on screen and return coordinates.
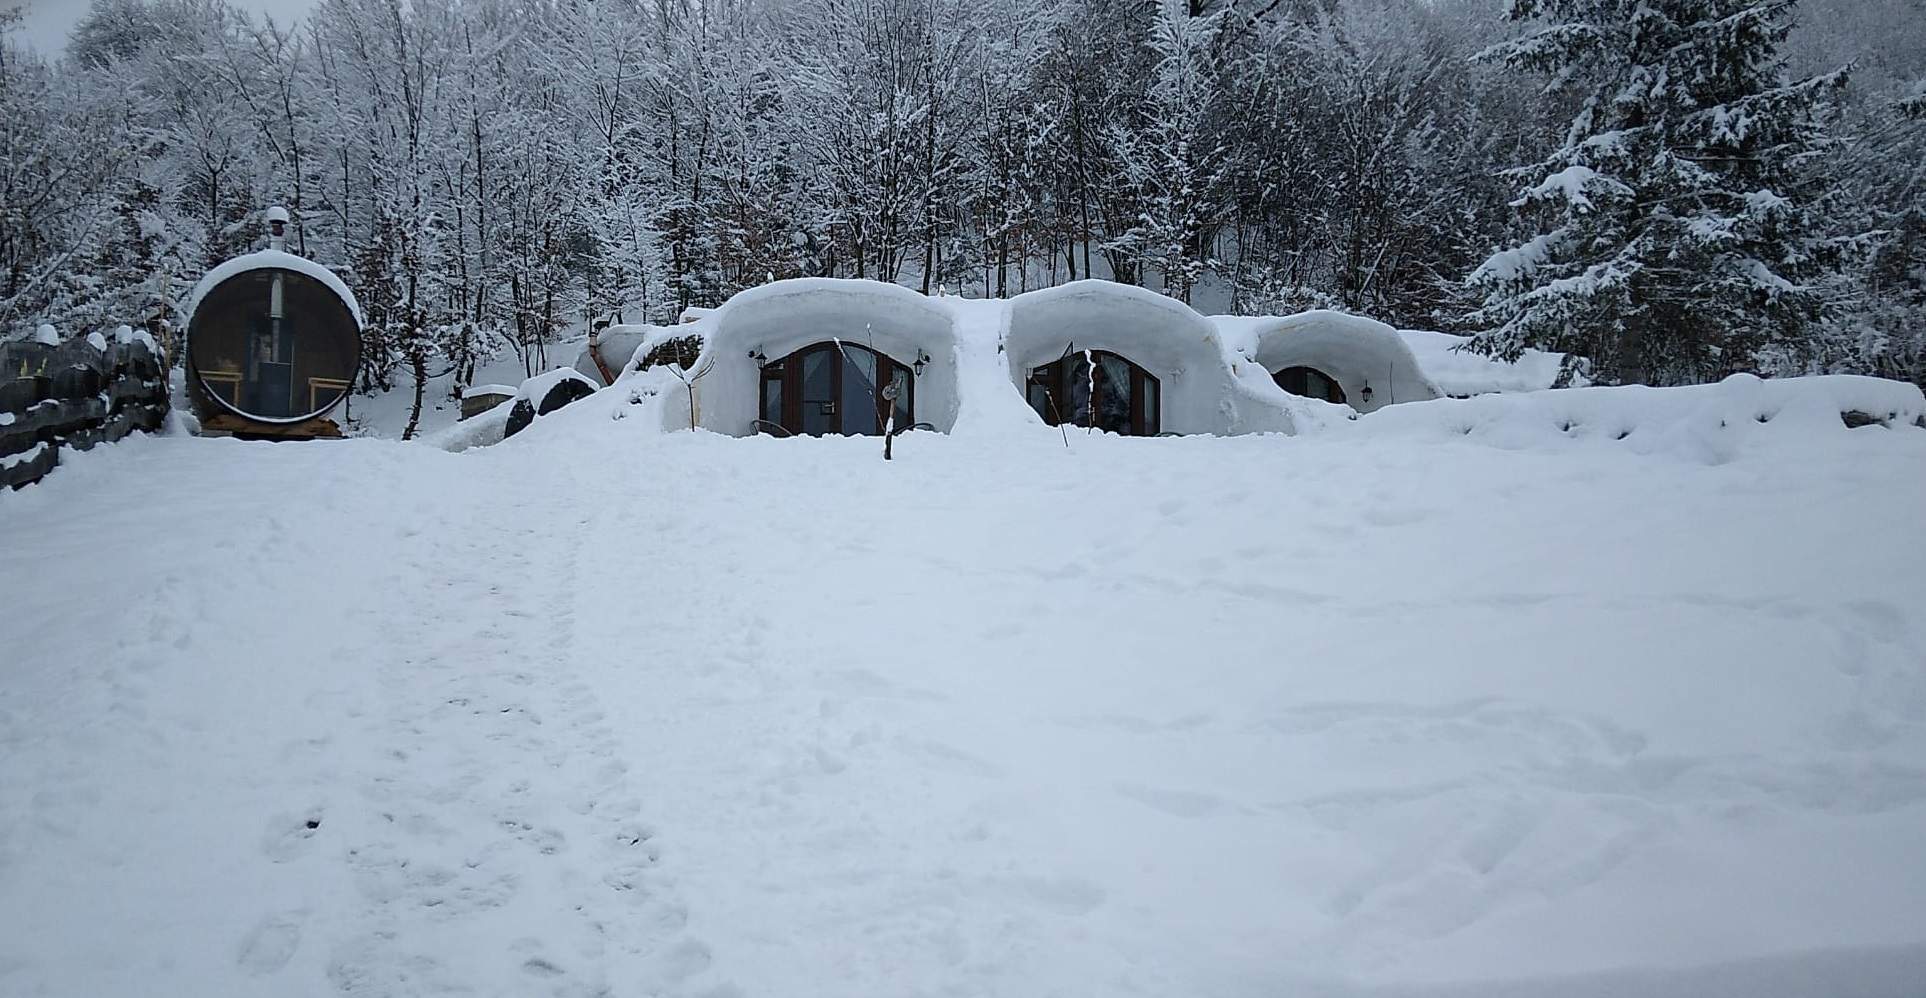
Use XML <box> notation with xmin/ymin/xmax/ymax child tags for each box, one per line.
<box><xmin>0</xmin><ymin>442</ymin><xmax>697</xmax><ymax>996</ymax></box>
<box><xmin>322</xmin><ymin>460</ymin><xmax>693</xmax><ymax>995</ymax></box>
<box><xmin>4</xmin><ymin>422</ymin><xmax>1926</xmax><ymax>996</ymax></box>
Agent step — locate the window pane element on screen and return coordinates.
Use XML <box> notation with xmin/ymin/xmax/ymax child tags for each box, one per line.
<box><xmin>887</xmin><ymin>365</ymin><xmax>912</xmax><ymax>430</ymax></box>
<box><xmin>1066</xmin><ymin>354</ymin><xmax>1094</xmax><ymax>427</ymax></box>
<box><xmin>761</xmin><ymin>371</ymin><xmax>783</xmax><ymax>429</ymax></box>
<box><xmin>842</xmin><ymin>347</ymin><xmax>878</xmax><ymax>436</ymax></box>
<box><xmin>1094</xmin><ymin>353</ymin><xmax>1133</xmax><ymax>434</ymax></box>
<box><xmin>801</xmin><ymin>348</ymin><xmax>834</xmax><ymax>435</ymax></box>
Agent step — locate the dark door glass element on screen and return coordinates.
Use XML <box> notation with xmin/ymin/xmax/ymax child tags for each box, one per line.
<box><xmin>885</xmin><ymin>364</ymin><xmax>912</xmax><ymax>430</ymax></box>
<box><xmin>761</xmin><ymin>371</ymin><xmax>783</xmax><ymax>428</ymax></box>
<box><xmin>1028</xmin><ymin>351</ymin><xmax>1157</xmax><ymax>435</ymax></box>
<box><xmin>1093</xmin><ymin>353</ymin><xmax>1134</xmax><ymax>433</ymax></box>
<box><xmin>1274</xmin><ymin>366</ymin><xmax>1345</xmax><ymax>404</ymax></box>
<box><xmin>767</xmin><ymin>343</ymin><xmax>912</xmax><ymax>437</ymax></box>
<box><xmin>800</xmin><ymin>347</ymin><xmax>836</xmax><ymax>435</ymax></box>
<box><xmin>842</xmin><ymin>347</ymin><xmax>878</xmax><ymax>436</ymax></box>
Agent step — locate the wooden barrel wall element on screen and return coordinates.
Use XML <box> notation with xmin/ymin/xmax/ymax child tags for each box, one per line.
<box><xmin>187</xmin><ymin>266</ymin><xmax>360</xmax><ymax>429</ymax></box>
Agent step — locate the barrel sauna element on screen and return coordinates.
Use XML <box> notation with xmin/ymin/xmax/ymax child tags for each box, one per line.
<box><xmin>184</xmin><ymin>247</ymin><xmax>361</xmax><ymax>439</ymax></box>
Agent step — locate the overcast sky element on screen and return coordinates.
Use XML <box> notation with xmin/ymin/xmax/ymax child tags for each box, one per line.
<box><xmin>12</xmin><ymin>0</ymin><xmax>321</xmax><ymax>54</ymax></box>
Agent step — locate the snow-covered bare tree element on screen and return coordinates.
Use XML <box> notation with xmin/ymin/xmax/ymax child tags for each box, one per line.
<box><xmin>1106</xmin><ymin>0</ymin><xmax>1225</xmax><ymax>303</ymax></box>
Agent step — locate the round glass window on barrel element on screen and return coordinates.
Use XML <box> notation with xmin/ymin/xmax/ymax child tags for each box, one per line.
<box><xmin>188</xmin><ymin>267</ymin><xmax>360</xmax><ymax>423</ymax></box>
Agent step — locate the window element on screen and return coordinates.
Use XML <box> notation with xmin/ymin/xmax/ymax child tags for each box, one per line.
<box><xmin>1027</xmin><ymin>350</ymin><xmax>1161</xmax><ymax>436</ymax></box>
<box><xmin>189</xmin><ymin>267</ymin><xmax>359</xmax><ymax>421</ymax></box>
<box><xmin>758</xmin><ymin>342</ymin><xmax>915</xmax><ymax>436</ymax></box>
<box><xmin>1273</xmin><ymin>365</ymin><xmax>1346</xmax><ymax>405</ymax></box>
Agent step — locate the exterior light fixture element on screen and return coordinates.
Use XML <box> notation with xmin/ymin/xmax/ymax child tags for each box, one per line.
<box><xmin>913</xmin><ymin>351</ymin><xmax>930</xmax><ymax>376</ymax></box>
<box><xmin>749</xmin><ymin>348</ymin><xmax>766</xmax><ymax>364</ymax></box>
<box><xmin>1361</xmin><ymin>382</ymin><xmax>1374</xmax><ymax>404</ymax></box>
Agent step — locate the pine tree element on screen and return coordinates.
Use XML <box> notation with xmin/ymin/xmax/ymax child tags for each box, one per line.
<box><xmin>1467</xmin><ymin>0</ymin><xmax>1846</xmax><ymax>386</ymax></box>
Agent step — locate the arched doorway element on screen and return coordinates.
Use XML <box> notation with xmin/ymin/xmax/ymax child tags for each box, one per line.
<box><xmin>758</xmin><ymin>342</ymin><xmax>915</xmax><ymax>436</ymax></box>
<box><xmin>1026</xmin><ymin>350</ymin><xmax>1161</xmax><ymax>436</ymax></box>
<box><xmin>1273</xmin><ymin>365</ymin><xmax>1346</xmax><ymax>405</ymax></box>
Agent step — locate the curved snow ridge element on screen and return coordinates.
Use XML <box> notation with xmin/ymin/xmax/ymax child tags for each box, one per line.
<box><xmin>514</xmin><ymin>366</ymin><xmax>598</xmax><ymax>406</ymax></box>
<box><xmin>181</xmin><ymin>249</ymin><xmax>363</xmax><ymax>329</ymax></box>
<box><xmin>1215</xmin><ymin>310</ymin><xmax>1444</xmax><ymax>413</ymax></box>
<box><xmin>1348</xmin><ymin>373</ymin><xmax>1926</xmax><ymax>460</ymax></box>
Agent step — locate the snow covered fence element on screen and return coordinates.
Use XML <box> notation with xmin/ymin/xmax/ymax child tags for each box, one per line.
<box><xmin>1</xmin><ymin>325</ymin><xmax>168</xmax><ymax>489</ymax></box>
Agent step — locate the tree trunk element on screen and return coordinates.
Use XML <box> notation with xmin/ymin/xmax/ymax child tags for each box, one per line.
<box><xmin>401</xmin><ymin>347</ymin><xmax>427</xmax><ymax>440</ymax></box>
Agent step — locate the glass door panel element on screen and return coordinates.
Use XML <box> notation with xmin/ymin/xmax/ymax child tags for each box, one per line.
<box><xmin>885</xmin><ymin>366</ymin><xmax>913</xmax><ymax>430</ymax></box>
<box><xmin>841</xmin><ymin>347</ymin><xmax>878</xmax><ymax>436</ymax></box>
<box><xmin>800</xmin><ymin>347</ymin><xmax>836</xmax><ymax>435</ymax></box>
<box><xmin>1093</xmin><ymin>353</ymin><xmax>1134</xmax><ymax>433</ymax></box>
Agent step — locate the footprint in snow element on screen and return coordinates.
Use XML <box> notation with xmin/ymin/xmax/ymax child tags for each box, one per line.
<box><xmin>260</xmin><ymin>809</ymin><xmax>324</xmax><ymax>863</ymax></box>
<box><xmin>1114</xmin><ymin>782</ymin><xmax>1231</xmax><ymax>818</ymax></box>
<box><xmin>236</xmin><ymin>911</ymin><xmax>303</xmax><ymax>975</ymax></box>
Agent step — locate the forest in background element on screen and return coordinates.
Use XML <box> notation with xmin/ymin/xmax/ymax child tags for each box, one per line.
<box><xmin>2</xmin><ymin>0</ymin><xmax>1924</xmax><ymax>403</ymax></box>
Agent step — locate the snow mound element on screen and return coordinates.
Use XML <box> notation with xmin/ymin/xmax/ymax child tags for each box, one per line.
<box><xmin>1398</xmin><ymin>328</ymin><xmax>1572</xmax><ymax>396</ymax></box>
<box><xmin>1010</xmin><ymin>281</ymin><xmax>1304</xmax><ymax>434</ymax></box>
<box><xmin>515</xmin><ymin>367</ymin><xmax>597</xmax><ymax>408</ymax></box>
<box><xmin>419</xmin><ymin>398</ymin><xmax>515</xmax><ymax>452</ymax></box>
<box><xmin>1351</xmin><ymin>373</ymin><xmax>1926</xmax><ymax>462</ymax></box>
<box><xmin>112</xmin><ymin>324</ymin><xmax>160</xmax><ymax>352</ymax></box>
<box><xmin>1216</xmin><ymin>310</ymin><xmax>1442</xmax><ymax>413</ymax></box>
<box><xmin>573</xmin><ymin>323</ymin><xmax>678</xmax><ymax>385</ymax></box>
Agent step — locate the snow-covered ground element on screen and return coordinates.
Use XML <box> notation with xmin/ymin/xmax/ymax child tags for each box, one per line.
<box><xmin>3</xmin><ymin>386</ymin><xmax>1926</xmax><ymax>997</ymax></box>
<box><xmin>337</xmin><ymin>338</ymin><xmax>586</xmax><ymax>440</ymax></box>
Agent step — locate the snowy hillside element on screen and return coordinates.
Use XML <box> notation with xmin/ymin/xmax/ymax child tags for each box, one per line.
<box><xmin>3</xmin><ymin>395</ymin><xmax>1925</xmax><ymax>997</ymax></box>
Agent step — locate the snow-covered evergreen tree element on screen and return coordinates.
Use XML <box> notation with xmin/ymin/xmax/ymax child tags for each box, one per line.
<box><xmin>1468</xmin><ymin>0</ymin><xmax>1846</xmax><ymax>386</ymax></box>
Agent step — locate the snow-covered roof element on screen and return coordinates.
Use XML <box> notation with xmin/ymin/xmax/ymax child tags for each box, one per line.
<box><xmin>516</xmin><ymin>367</ymin><xmax>597</xmax><ymax>405</ymax></box>
<box><xmin>1008</xmin><ymin>281</ymin><xmax>1305</xmax><ymax>435</ymax></box>
<box><xmin>182</xmin><ymin>249</ymin><xmax>363</xmax><ymax>329</ymax></box>
<box><xmin>1215</xmin><ymin>310</ymin><xmax>1442</xmax><ymax>413</ymax></box>
<box><xmin>1009</xmin><ymin>280</ymin><xmax>1219</xmax><ymax>375</ymax></box>
<box><xmin>710</xmin><ymin>277</ymin><xmax>952</xmax><ymax>349</ymax></box>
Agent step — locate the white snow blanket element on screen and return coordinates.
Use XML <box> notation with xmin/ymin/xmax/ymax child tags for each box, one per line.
<box><xmin>1398</xmin><ymin>328</ymin><xmax>1571</xmax><ymax>396</ymax></box>
<box><xmin>1215</xmin><ymin>310</ymin><xmax>1443</xmax><ymax>413</ymax></box>
<box><xmin>516</xmin><ymin>366</ymin><xmax>597</xmax><ymax>410</ymax></box>
<box><xmin>2</xmin><ymin>378</ymin><xmax>1924</xmax><ymax>997</ymax></box>
<box><xmin>1353</xmin><ymin>373</ymin><xmax>1926</xmax><ymax>463</ymax></box>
